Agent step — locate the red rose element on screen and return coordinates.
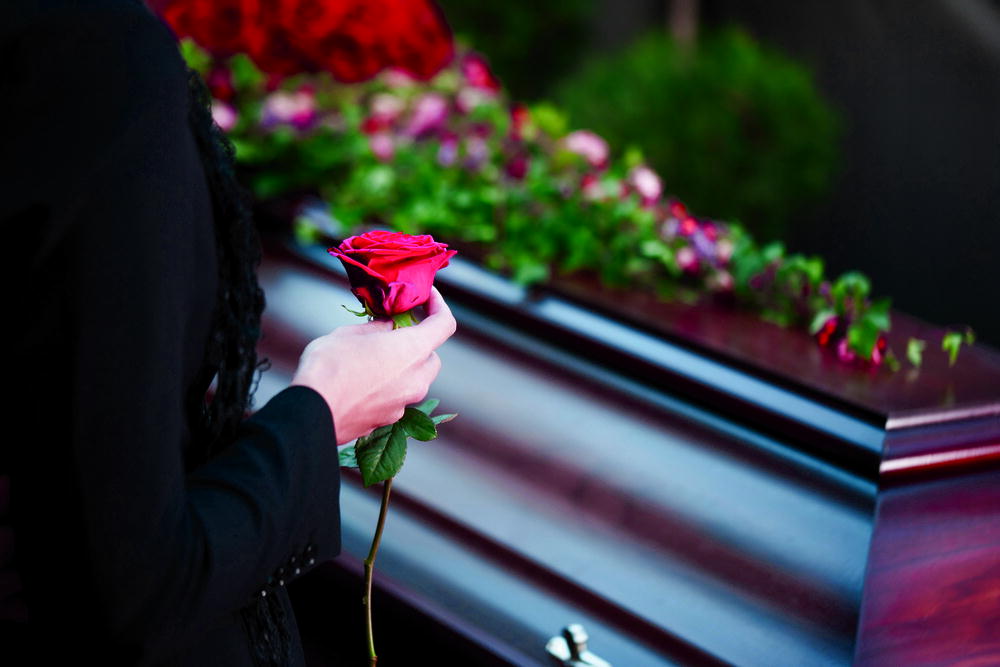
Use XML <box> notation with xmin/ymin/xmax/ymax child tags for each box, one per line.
<box><xmin>159</xmin><ymin>0</ymin><xmax>260</xmax><ymax>57</ymax></box>
<box><xmin>328</xmin><ymin>231</ymin><xmax>456</xmax><ymax>317</ymax></box>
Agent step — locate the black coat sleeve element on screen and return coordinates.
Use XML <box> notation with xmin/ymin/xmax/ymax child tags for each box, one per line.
<box><xmin>3</xmin><ymin>1</ymin><xmax>340</xmax><ymax>660</ymax></box>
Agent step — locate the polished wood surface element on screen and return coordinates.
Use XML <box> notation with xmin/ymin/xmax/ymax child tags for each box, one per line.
<box><xmin>856</xmin><ymin>465</ymin><xmax>1000</xmax><ymax>666</ymax></box>
<box><xmin>257</xmin><ymin>241</ymin><xmax>1000</xmax><ymax>665</ymax></box>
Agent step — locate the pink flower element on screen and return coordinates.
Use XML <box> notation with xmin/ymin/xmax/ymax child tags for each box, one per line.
<box><xmin>369</xmin><ymin>93</ymin><xmax>405</xmax><ymax>124</ymax></box>
<box><xmin>382</xmin><ymin>67</ymin><xmax>416</xmax><ymax>88</ymax></box>
<box><xmin>836</xmin><ymin>338</ymin><xmax>857</xmax><ymax>363</ymax></box>
<box><xmin>628</xmin><ymin>166</ymin><xmax>662</xmax><ymax>205</ymax></box>
<box><xmin>676</xmin><ymin>246</ymin><xmax>699</xmax><ymax>274</ymax></box>
<box><xmin>708</xmin><ymin>270</ymin><xmax>734</xmax><ymax>292</ymax></box>
<box><xmin>456</xmin><ymin>87</ymin><xmax>494</xmax><ymax>114</ymax></box>
<box><xmin>211</xmin><ymin>100</ymin><xmax>238</xmax><ymax>132</ymax></box>
<box><xmin>563</xmin><ymin>130</ymin><xmax>609</xmax><ymax>169</ymax></box>
<box><xmin>461</xmin><ymin>53</ymin><xmax>501</xmax><ymax>91</ymax></box>
<box><xmin>404</xmin><ymin>93</ymin><xmax>449</xmax><ymax>137</ymax></box>
<box><xmin>870</xmin><ymin>335</ymin><xmax>888</xmax><ymax>366</ymax></box>
<box><xmin>260</xmin><ymin>89</ymin><xmax>317</xmax><ymax>130</ymax></box>
<box><xmin>715</xmin><ymin>238</ymin><xmax>735</xmax><ymax>264</ymax></box>
<box><xmin>369</xmin><ymin>132</ymin><xmax>395</xmax><ymax>162</ymax></box>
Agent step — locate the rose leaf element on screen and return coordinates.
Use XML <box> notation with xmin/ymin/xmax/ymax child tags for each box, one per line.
<box><xmin>431</xmin><ymin>413</ymin><xmax>458</xmax><ymax>426</ymax></box>
<box><xmin>401</xmin><ymin>407</ymin><xmax>437</xmax><ymax>441</ymax></box>
<box><xmin>412</xmin><ymin>398</ymin><xmax>440</xmax><ymax>415</ymax></box>
<box><xmin>356</xmin><ymin>424</ymin><xmax>408</xmax><ymax>487</ymax></box>
<box><xmin>338</xmin><ymin>444</ymin><xmax>359</xmax><ymax>468</ymax></box>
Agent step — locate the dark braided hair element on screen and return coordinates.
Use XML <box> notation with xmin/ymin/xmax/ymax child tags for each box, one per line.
<box><xmin>184</xmin><ymin>68</ymin><xmax>290</xmax><ymax>666</ymax></box>
<box><xmin>184</xmin><ymin>67</ymin><xmax>267</xmax><ymax>459</ymax></box>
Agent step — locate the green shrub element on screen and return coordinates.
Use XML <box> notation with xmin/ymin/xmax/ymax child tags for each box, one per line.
<box><xmin>554</xmin><ymin>28</ymin><xmax>839</xmax><ymax>241</ymax></box>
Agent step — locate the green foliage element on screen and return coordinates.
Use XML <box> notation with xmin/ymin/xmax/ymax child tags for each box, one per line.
<box><xmin>180</xmin><ymin>40</ymin><xmax>960</xmax><ymax>371</ymax></box>
<box><xmin>554</xmin><ymin>29</ymin><xmax>839</xmax><ymax>241</ymax></box>
<box><xmin>941</xmin><ymin>327</ymin><xmax>975</xmax><ymax>366</ymax></box>
<box><xmin>907</xmin><ymin>337</ymin><xmax>926</xmax><ymax>367</ymax></box>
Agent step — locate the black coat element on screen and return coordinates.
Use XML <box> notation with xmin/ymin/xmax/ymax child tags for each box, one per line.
<box><xmin>1</xmin><ymin>0</ymin><xmax>341</xmax><ymax>663</ymax></box>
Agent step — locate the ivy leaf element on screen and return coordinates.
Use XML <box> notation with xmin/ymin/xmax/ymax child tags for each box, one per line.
<box><xmin>862</xmin><ymin>298</ymin><xmax>892</xmax><ymax>331</ymax></box>
<box><xmin>884</xmin><ymin>350</ymin><xmax>901</xmax><ymax>372</ymax></box>
<box><xmin>338</xmin><ymin>444</ymin><xmax>358</xmax><ymax>468</ymax></box>
<box><xmin>847</xmin><ymin>319</ymin><xmax>880</xmax><ymax>358</ymax></box>
<box><xmin>906</xmin><ymin>338</ymin><xmax>926</xmax><ymax>367</ymax></box>
<box><xmin>401</xmin><ymin>407</ymin><xmax>437</xmax><ymax>441</ymax></box>
<box><xmin>942</xmin><ymin>331</ymin><xmax>964</xmax><ymax>367</ymax></box>
<box><xmin>355</xmin><ymin>424</ymin><xmax>408</xmax><ymax>487</ymax></box>
<box><xmin>432</xmin><ymin>413</ymin><xmax>458</xmax><ymax>425</ymax></box>
<box><xmin>809</xmin><ymin>309</ymin><xmax>836</xmax><ymax>335</ymax></box>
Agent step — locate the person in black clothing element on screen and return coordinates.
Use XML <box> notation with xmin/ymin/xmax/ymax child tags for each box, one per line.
<box><xmin>0</xmin><ymin>0</ymin><xmax>456</xmax><ymax>664</ymax></box>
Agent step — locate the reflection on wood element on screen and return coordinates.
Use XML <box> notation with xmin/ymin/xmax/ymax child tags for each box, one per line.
<box><xmin>856</xmin><ymin>466</ymin><xmax>1000</xmax><ymax>665</ymax></box>
<box><xmin>258</xmin><ymin>241</ymin><xmax>1000</xmax><ymax>665</ymax></box>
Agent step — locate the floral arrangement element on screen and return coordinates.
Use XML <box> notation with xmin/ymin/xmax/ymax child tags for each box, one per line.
<box><xmin>169</xmin><ymin>10</ymin><xmax>970</xmax><ymax>369</ymax></box>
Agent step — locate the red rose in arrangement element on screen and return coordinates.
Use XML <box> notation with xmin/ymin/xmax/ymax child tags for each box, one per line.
<box><xmin>328</xmin><ymin>231</ymin><xmax>456</xmax><ymax>318</ymax></box>
<box><xmin>159</xmin><ymin>0</ymin><xmax>452</xmax><ymax>83</ymax></box>
<box><xmin>160</xmin><ymin>0</ymin><xmax>259</xmax><ymax>57</ymax></box>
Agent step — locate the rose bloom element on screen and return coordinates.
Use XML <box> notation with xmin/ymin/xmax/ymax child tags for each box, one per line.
<box><xmin>562</xmin><ymin>130</ymin><xmax>609</xmax><ymax>169</ymax></box>
<box><xmin>329</xmin><ymin>231</ymin><xmax>457</xmax><ymax>317</ymax></box>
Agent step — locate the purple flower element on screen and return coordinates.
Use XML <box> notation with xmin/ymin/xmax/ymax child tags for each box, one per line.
<box><xmin>692</xmin><ymin>229</ymin><xmax>716</xmax><ymax>259</ymax></box>
<box><xmin>463</xmin><ymin>134</ymin><xmax>490</xmax><ymax>169</ymax></box>
<box><xmin>437</xmin><ymin>132</ymin><xmax>459</xmax><ymax>167</ymax></box>
<box><xmin>660</xmin><ymin>217</ymin><xmax>679</xmax><ymax>239</ymax></box>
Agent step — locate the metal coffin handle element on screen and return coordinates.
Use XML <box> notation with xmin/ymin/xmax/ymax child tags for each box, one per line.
<box><xmin>546</xmin><ymin>624</ymin><xmax>612</xmax><ymax>667</ymax></box>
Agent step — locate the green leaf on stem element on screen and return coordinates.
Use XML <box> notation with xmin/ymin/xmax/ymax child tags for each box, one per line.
<box><xmin>400</xmin><ymin>407</ymin><xmax>437</xmax><ymax>441</ymax></box>
<box><xmin>431</xmin><ymin>413</ymin><xmax>458</xmax><ymax>426</ymax></box>
<box><xmin>884</xmin><ymin>350</ymin><xmax>901</xmax><ymax>372</ymax></box>
<box><xmin>342</xmin><ymin>304</ymin><xmax>369</xmax><ymax>318</ymax></box>
<box><xmin>862</xmin><ymin>297</ymin><xmax>892</xmax><ymax>331</ymax></box>
<box><xmin>847</xmin><ymin>319</ymin><xmax>880</xmax><ymax>358</ymax></box>
<box><xmin>907</xmin><ymin>337</ymin><xmax>926</xmax><ymax>367</ymax></box>
<box><xmin>338</xmin><ymin>444</ymin><xmax>358</xmax><ymax>468</ymax></box>
<box><xmin>942</xmin><ymin>331</ymin><xmax>965</xmax><ymax>367</ymax></box>
<box><xmin>809</xmin><ymin>309</ymin><xmax>836</xmax><ymax>335</ymax></box>
<box><xmin>412</xmin><ymin>398</ymin><xmax>440</xmax><ymax>415</ymax></box>
<box><xmin>355</xmin><ymin>425</ymin><xmax>408</xmax><ymax>487</ymax></box>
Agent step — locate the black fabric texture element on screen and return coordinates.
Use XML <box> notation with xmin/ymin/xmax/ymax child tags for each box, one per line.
<box><xmin>1</xmin><ymin>0</ymin><xmax>341</xmax><ymax>663</ymax></box>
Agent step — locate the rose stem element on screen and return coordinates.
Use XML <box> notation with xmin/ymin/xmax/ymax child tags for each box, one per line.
<box><xmin>364</xmin><ymin>477</ymin><xmax>393</xmax><ymax>666</ymax></box>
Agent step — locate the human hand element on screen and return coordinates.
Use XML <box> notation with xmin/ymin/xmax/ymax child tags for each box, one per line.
<box><xmin>291</xmin><ymin>287</ymin><xmax>457</xmax><ymax>445</ymax></box>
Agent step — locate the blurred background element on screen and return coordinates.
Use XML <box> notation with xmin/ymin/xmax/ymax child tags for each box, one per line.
<box><xmin>439</xmin><ymin>0</ymin><xmax>1000</xmax><ymax>347</ymax></box>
